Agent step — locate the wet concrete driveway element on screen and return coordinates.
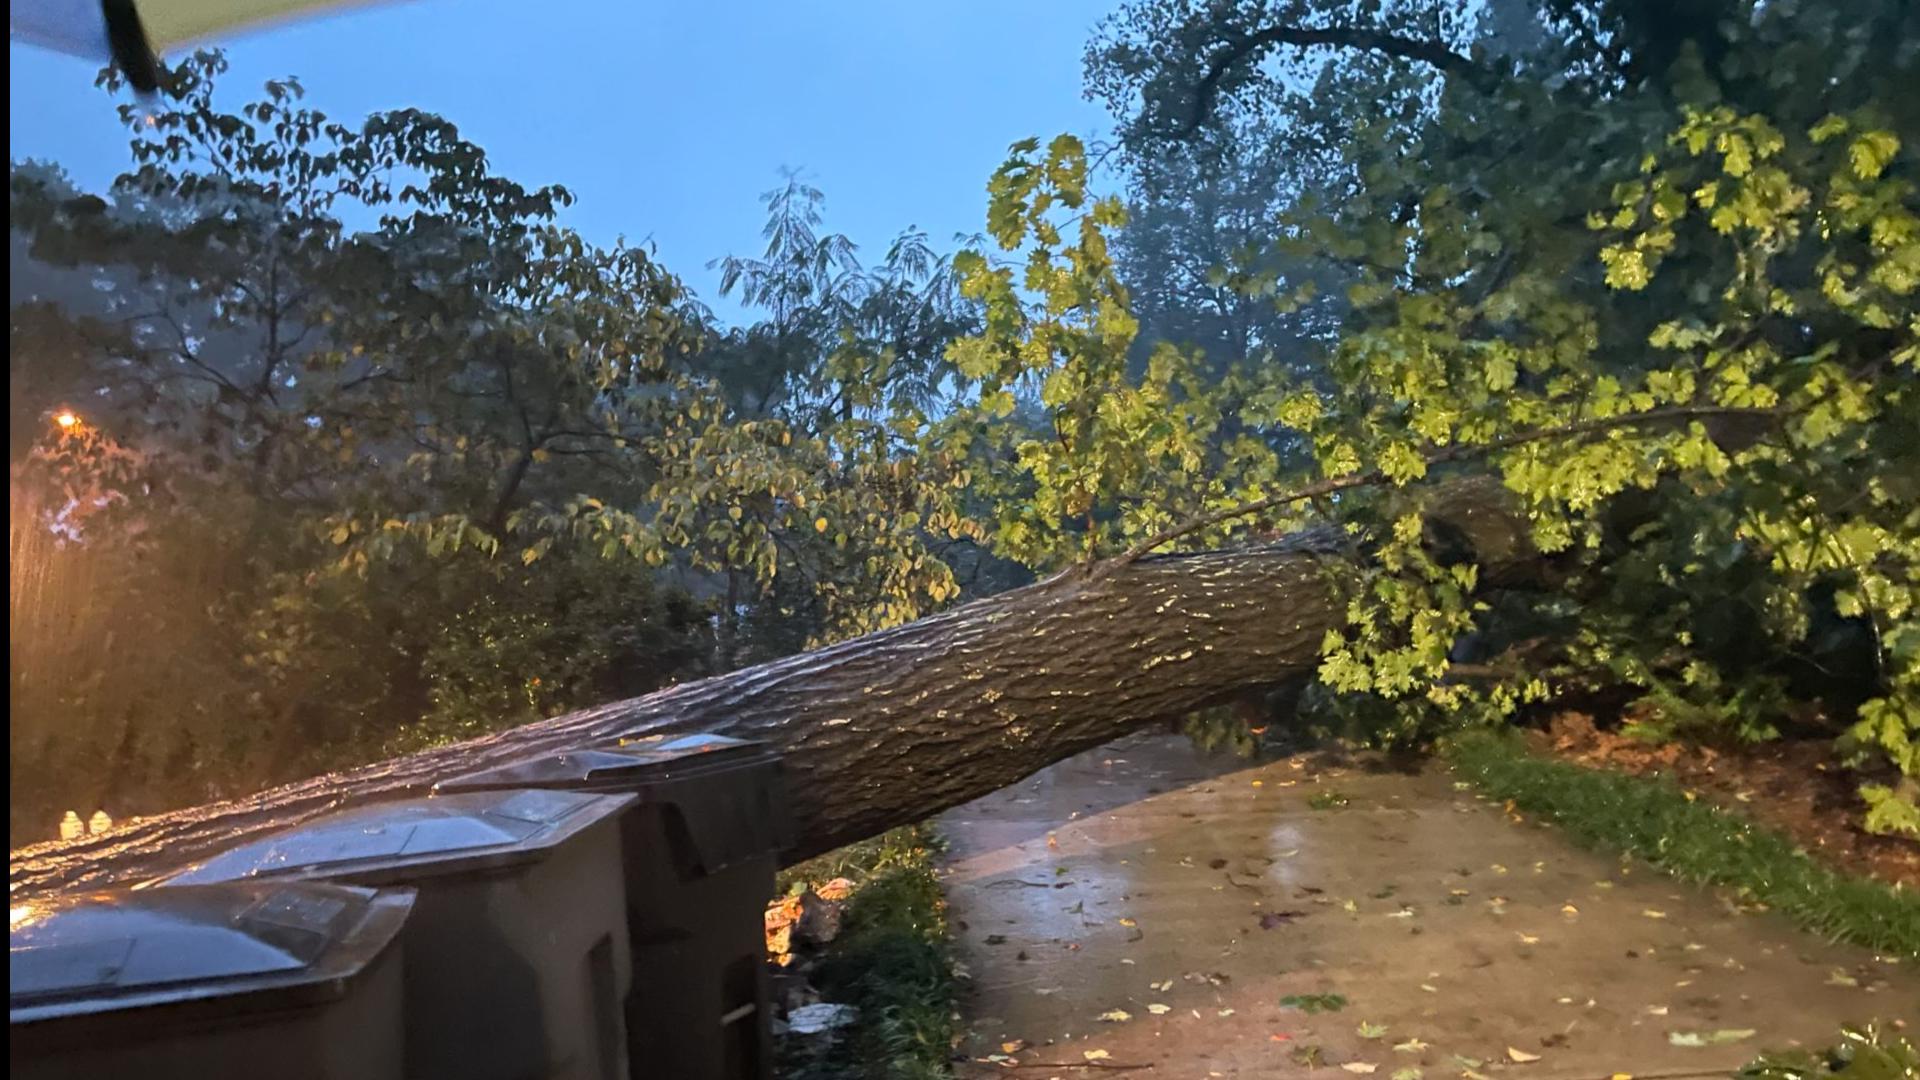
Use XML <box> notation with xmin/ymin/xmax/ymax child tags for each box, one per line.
<box><xmin>938</xmin><ymin>733</ymin><xmax>1915</xmax><ymax>1078</ymax></box>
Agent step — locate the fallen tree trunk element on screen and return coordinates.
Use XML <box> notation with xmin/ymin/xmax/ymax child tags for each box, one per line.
<box><xmin>10</xmin><ymin>483</ymin><xmax>1535</xmax><ymax>898</ymax></box>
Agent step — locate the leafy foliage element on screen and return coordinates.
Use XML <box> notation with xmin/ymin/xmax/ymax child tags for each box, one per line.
<box><xmin>1740</xmin><ymin>1022</ymin><xmax>1919</xmax><ymax>1080</ymax></box>
<box><xmin>1076</xmin><ymin>0</ymin><xmax>1920</xmax><ymax>833</ymax></box>
<box><xmin>8</xmin><ymin>53</ymin><xmax>980</xmax><ymax>832</ymax></box>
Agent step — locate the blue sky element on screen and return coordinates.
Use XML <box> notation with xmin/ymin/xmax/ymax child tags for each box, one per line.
<box><xmin>9</xmin><ymin>0</ymin><xmax>1116</xmax><ymax>315</ymax></box>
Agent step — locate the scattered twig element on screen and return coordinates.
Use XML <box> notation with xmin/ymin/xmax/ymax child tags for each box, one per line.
<box><xmin>990</xmin><ymin>1061</ymin><xmax>1155</xmax><ymax>1072</ymax></box>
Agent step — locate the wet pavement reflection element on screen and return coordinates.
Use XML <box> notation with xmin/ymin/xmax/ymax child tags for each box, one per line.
<box><xmin>938</xmin><ymin>733</ymin><xmax>1915</xmax><ymax>1077</ymax></box>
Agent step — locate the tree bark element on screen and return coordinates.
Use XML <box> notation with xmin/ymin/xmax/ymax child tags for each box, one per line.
<box><xmin>9</xmin><ymin>483</ymin><xmax>1534</xmax><ymax>898</ymax></box>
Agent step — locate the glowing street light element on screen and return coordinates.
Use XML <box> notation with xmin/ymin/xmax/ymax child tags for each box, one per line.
<box><xmin>53</xmin><ymin>410</ymin><xmax>79</xmax><ymax>430</ymax></box>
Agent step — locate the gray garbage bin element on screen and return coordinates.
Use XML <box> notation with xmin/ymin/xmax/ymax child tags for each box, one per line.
<box><xmin>436</xmin><ymin>733</ymin><xmax>791</xmax><ymax>1080</ymax></box>
<box><xmin>10</xmin><ymin>880</ymin><xmax>412</xmax><ymax>1080</ymax></box>
<box><xmin>164</xmin><ymin>787</ymin><xmax>636</xmax><ymax>1080</ymax></box>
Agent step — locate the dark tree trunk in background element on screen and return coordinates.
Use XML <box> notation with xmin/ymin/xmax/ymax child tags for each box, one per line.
<box><xmin>10</xmin><ymin>482</ymin><xmax>1534</xmax><ymax>898</ymax></box>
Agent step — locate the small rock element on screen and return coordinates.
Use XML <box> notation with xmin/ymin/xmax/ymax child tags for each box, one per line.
<box><xmin>795</xmin><ymin>892</ymin><xmax>843</xmax><ymax>946</ymax></box>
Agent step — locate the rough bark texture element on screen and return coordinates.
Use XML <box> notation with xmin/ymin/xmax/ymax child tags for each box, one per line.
<box><xmin>10</xmin><ymin>484</ymin><xmax>1533</xmax><ymax>899</ymax></box>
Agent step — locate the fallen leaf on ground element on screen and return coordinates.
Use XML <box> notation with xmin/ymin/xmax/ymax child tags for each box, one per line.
<box><xmin>1000</xmin><ymin>1040</ymin><xmax>1026</xmax><ymax>1053</ymax></box>
<box><xmin>1506</xmin><ymin>1047</ymin><xmax>1542</xmax><ymax>1063</ymax></box>
<box><xmin>1669</xmin><ymin>1029</ymin><xmax>1756</xmax><ymax>1047</ymax></box>
<box><xmin>1394</xmin><ymin>1039</ymin><xmax>1429</xmax><ymax>1053</ymax></box>
<box><xmin>1393</xmin><ymin>1069</ymin><xmax>1423</xmax><ymax>1080</ymax></box>
<box><xmin>1218</xmin><ymin>1008</ymin><xmax>1236</xmax><ymax>1017</ymax></box>
<box><xmin>1098</xmin><ymin>1009</ymin><xmax>1132</xmax><ymax>1023</ymax></box>
<box><xmin>1342</xmin><ymin>1063</ymin><xmax>1379</xmax><ymax>1074</ymax></box>
<box><xmin>1147</xmin><ymin>1003</ymin><xmax>1171</xmax><ymax>1015</ymax></box>
<box><xmin>1084</xmin><ymin>1049</ymin><xmax>1111</xmax><ymax>1061</ymax></box>
<box><xmin>1358</xmin><ymin>1021</ymin><xmax>1388</xmax><ymax>1039</ymax></box>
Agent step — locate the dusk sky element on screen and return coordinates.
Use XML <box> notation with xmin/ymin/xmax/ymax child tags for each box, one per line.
<box><xmin>9</xmin><ymin>0</ymin><xmax>1115</xmax><ymax>316</ymax></box>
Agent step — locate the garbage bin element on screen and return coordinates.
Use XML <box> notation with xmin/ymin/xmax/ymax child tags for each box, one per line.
<box><xmin>163</xmin><ymin>787</ymin><xmax>636</xmax><ymax>1080</ymax></box>
<box><xmin>10</xmin><ymin>880</ymin><xmax>413</xmax><ymax>1080</ymax></box>
<box><xmin>435</xmin><ymin>733</ymin><xmax>791</xmax><ymax>1080</ymax></box>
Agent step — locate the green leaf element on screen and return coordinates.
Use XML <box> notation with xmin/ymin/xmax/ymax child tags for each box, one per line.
<box><xmin>1849</xmin><ymin>131</ymin><xmax>1899</xmax><ymax>180</ymax></box>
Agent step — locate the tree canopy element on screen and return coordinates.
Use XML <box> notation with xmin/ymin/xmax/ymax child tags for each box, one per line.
<box><xmin>10</xmin><ymin>0</ymin><xmax>1917</xmax><ymax>844</ymax></box>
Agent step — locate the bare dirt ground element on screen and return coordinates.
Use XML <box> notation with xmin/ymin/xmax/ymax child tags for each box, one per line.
<box><xmin>1535</xmin><ymin>712</ymin><xmax>1920</xmax><ymax>888</ymax></box>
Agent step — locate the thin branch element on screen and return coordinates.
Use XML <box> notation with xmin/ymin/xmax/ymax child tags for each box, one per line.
<box><xmin>1122</xmin><ymin>404</ymin><xmax>1781</xmax><ymax>562</ymax></box>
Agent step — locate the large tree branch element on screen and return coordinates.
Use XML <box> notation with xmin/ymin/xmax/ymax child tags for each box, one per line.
<box><xmin>1124</xmin><ymin>404</ymin><xmax>1782</xmax><ymax>560</ymax></box>
<box><xmin>1186</xmin><ymin>23</ymin><xmax>1498</xmax><ymax>135</ymax></box>
<box><xmin>9</xmin><ymin>479</ymin><xmax>1533</xmax><ymax>899</ymax></box>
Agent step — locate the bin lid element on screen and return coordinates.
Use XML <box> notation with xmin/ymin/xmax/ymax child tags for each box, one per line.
<box><xmin>431</xmin><ymin>733</ymin><xmax>773</xmax><ymax>795</ymax></box>
<box><xmin>162</xmin><ymin>788</ymin><xmax>635</xmax><ymax>886</ymax></box>
<box><xmin>9</xmin><ymin>881</ymin><xmax>413</xmax><ymax>1024</ymax></box>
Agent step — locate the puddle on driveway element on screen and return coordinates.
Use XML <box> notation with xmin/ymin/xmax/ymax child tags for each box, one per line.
<box><xmin>938</xmin><ymin>733</ymin><xmax>1915</xmax><ymax>1077</ymax></box>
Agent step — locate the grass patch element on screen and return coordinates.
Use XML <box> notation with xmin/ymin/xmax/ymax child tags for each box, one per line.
<box><xmin>777</xmin><ymin>824</ymin><xmax>957</xmax><ymax>1080</ymax></box>
<box><xmin>1443</xmin><ymin>729</ymin><xmax>1920</xmax><ymax>959</ymax></box>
